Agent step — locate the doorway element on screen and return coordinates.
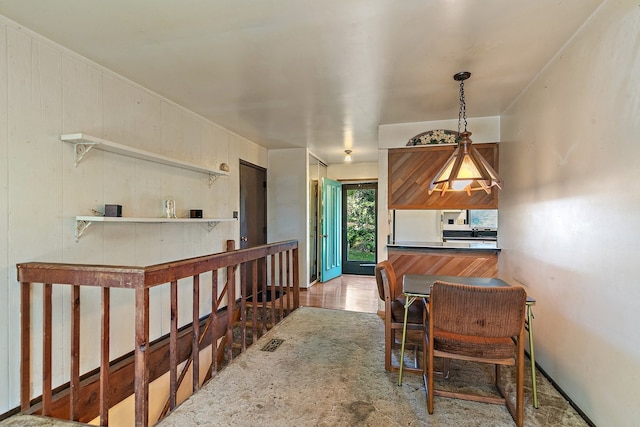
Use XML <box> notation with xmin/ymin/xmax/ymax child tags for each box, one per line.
<box><xmin>309</xmin><ymin>179</ymin><xmax>319</xmax><ymax>283</ymax></box>
<box><xmin>341</xmin><ymin>182</ymin><xmax>377</xmax><ymax>275</ymax></box>
<box><xmin>239</xmin><ymin>160</ymin><xmax>267</xmax><ymax>297</ymax></box>
<box><xmin>308</xmin><ymin>155</ymin><xmax>327</xmax><ymax>285</ymax></box>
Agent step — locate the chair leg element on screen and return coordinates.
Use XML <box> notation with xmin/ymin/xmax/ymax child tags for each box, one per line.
<box><xmin>442</xmin><ymin>357</ymin><xmax>450</xmax><ymax>379</ymax></box>
<box><xmin>497</xmin><ymin>344</ymin><xmax>524</xmax><ymax>427</ymax></box>
<box><xmin>516</xmin><ymin>337</ymin><xmax>525</xmax><ymax>427</ymax></box>
<box><xmin>385</xmin><ymin>326</ymin><xmax>393</xmax><ymax>371</ymax></box>
<box><xmin>427</xmin><ymin>344</ymin><xmax>434</xmax><ymax>414</ymax></box>
<box><xmin>422</xmin><ymin>332</ymin><xmax>427</xmax><ymax>376</ymax></box>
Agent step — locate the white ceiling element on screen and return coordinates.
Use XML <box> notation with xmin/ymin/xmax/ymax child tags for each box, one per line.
<box><xmin>0</xmin><ymin>0</ymin><xmax>603</xmax><ymax>164</ymax></box>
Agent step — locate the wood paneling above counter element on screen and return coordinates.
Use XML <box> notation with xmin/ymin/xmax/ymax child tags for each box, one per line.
<box><xmin>388</xmin><ymin>247</ymin><xmax>498</xmax><ymax>279</ymax></box>
<box><xmin>388</xmin><ymin>143</ymin><xmax>499</xmax><ymax>209</ymax></box>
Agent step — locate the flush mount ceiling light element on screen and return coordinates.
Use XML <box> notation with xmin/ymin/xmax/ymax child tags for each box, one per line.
<box><xmin>344</xmin><ymin>149</ymin><xmax>352</xmax><ymax>162</ymax></box>
<box><xmin>429</xmin><ymin>72</ymin><xmax>503</xmax><ymax>196</ymax></box>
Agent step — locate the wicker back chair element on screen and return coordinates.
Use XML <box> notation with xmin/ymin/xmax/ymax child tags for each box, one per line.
<box><xmin>375</xmin><ymin>260</ymin><xmax>425</xmax><ymax>372</ymax></box>
<box><xmin>425</xmin><ymin>281</ymin><xmax>527</xmax><ymax>427</ymax></box>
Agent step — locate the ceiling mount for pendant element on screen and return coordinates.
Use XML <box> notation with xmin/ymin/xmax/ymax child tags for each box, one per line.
<box><xmin>453</xmin><ymin>71</ymin><xmax>471</xmax><ymax>82</ymax></box>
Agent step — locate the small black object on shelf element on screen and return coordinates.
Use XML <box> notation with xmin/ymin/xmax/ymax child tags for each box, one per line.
<box><xmin>190</xmin><ymin>209</ymin><xmax>203</xmax><ymax>218</ymax></box>
<box><xmin>104</xmin><ymin>204</ymin><xmax>122</xmax><ymax>217</ymax></box>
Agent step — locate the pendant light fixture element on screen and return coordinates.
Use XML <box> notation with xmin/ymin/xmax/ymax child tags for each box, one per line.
<box><xmin>344</xmin><ymin>149</ymin><xmax>352</xmax><ymax>162</ymax></box>
<box><xmin>428</xmin><ymin>72</ymin><xmax>503</xmax><ymax>195</ymax></box>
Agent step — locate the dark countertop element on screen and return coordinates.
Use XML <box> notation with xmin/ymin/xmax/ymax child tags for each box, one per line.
<box><xmin>387</xmin><ymin>241</ymin><xmax>500</xmax><ymax>251</ymax></box>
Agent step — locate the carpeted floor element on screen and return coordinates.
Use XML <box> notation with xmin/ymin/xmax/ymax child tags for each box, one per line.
<box><xmin>157</xmin><ymin>306</ymin><xmax>588</xmax><ymax>427</ymax></box>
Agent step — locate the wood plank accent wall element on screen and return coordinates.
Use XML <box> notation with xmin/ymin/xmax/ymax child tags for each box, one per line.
<box><xmin>388</xmin><ymin>143</ymin><xmax>499</xmax><ymax>209</ymax></box>
<box><xmin>388</xmin><ymin>248</ymin><xmax>498</xmax><ymax>280</ymax></box>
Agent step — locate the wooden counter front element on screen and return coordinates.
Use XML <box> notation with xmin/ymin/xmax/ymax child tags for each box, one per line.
<box><xmin>388</xmin><ymin>246</ymin><xmax>498</xmax><ymax>279</ymax></box>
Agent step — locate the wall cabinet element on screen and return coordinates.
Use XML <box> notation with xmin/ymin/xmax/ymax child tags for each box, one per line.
<box><xmin>388</xmin><ymin>143</ymin><xmax>499</xmax><ymax>209</ymax></box>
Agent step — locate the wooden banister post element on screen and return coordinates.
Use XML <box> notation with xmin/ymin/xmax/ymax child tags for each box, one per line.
<box><xmin>70</xmin><ymin>285</ymin><xmax>81</xmax><ymax>421</ymax></box>
<box><xmin>278</xmin><ymin>254</ymin><xmax>284</xmax><ymax>320</ymax></box>
<box><xmin>285</xmin><ymin>251</ymin><xmax>291</xmax><ymax>314</ymax></box>
<box><xmin>211</xmin><ymin>270</ymin><xmax>218</xmax><ymax>376</ymax></box>
<box><xmin>240</xmin><ymin>263</ymin><xmax>246</xmax><ymax>353</ymax></box>
<box><xmin>169</xmin><ymin>280</ymin><xmax>178</xmax><ymax>410</ymax></box>
<box><xmin>270</xmin><ymin>255</ymin><xmax>276</xmax><ymax>324</ymax></box>
<box><xmin>42</xmin><ymin>283</ymin><xmax>52</xmax><ymax>416</ymax></box>
<box><xmin>251</xmin><ymin>260</ymin><xmax>258</xmax><ymax>342</ymax></box>
<box><xmin>259</xmin><ymin>257</ymin><xmax>267</xmax><ymax>335</ymax></box>
<box><xmin>100</xmin><ymin>287</ymin><xmax>110</xmax><ymax>426</ymax></box>
<box><xmin>226</xmin><ymin>240</ymin><xmax>235</xmax><ymax>362</ymax></box>
<box><xmin>134</xmin><ymin>288</ymin><xmax>150</xmax><ymax>427</ymax></box>
<box><xmin>20</xmin><ymin>282</ymin><xmax>31</xmax><ymax>411</ymax></box>
<box><xmin>192</xmin><ymin>274</ymin><xmax>200</xmax><ymax>392</ymax></box>
<box><xmin>293</xmin><ymin>247</ymin><xmax>300</xmax><ymax>309</ymax></box>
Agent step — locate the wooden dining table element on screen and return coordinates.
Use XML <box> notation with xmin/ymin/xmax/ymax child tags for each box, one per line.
<box><xmin>398</xmin><ymin>274</ymin><xmax>539</xmax><ymax>408</ymax></box>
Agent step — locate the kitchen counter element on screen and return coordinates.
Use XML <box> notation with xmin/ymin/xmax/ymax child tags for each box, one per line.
<box><xmin>387</xmin><ymin>241</ymin><xmax>499</xmax><ymax>278</ymax></box>
<box><xmin>388</xmin><ymin>240</ymin><xmax>500</xmax><ymax>250</ymax></box>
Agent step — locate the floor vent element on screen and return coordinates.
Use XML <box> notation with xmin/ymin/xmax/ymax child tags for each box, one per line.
<box><xmin>261</xmin><ymin>339</ymin><xmax>284</xmax><ymax>352</ymax></box>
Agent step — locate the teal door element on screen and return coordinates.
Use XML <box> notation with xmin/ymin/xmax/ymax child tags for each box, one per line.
<box><xmin>320</xmin><ymin>178</ymin><xmax>342</xmax><ymax>282</ymax></box>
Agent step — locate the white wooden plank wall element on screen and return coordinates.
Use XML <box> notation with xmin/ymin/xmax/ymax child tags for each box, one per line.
<box><xmin>0</xmin><ymin>24</ymin><xmax>10</xmax><ymax>413</ymax></box>
<box><xmin>0</xmin><ymin>19</ymin><xmax>267</xmax><ymax>414</ymax></box>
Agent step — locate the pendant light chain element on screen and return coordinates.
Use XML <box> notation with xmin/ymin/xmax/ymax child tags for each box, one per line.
<box><xmin>458</xmin><ymin>79</ymin><xmax>467</xmax><ymax>136</ymax></box>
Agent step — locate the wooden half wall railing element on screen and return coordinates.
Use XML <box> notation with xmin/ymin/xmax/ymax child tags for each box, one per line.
<box><xmin>17</xmin><ymin>239</ymin><xmax>299</xmax><ymax>426</ymax></box>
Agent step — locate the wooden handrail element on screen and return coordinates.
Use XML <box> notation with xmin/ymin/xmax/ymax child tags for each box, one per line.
<box><xmin>18</xmin><ymin>240</ymin><xmax>299</xmax><ymax>426</ymax></box>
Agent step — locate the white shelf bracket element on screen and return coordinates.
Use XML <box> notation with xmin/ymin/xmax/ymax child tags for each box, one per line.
<box><xmin>74</xmin><ymin>143</ymin><xmax>96</xmax><ymax>167</ymax></box>
<box><xmin>206</xmin><ymin>221</ymin><xmax>220</xmax><ymax>232</ymax></box>
<box><xmin>75</xmin><ymin>219</ymin><xmax>92</xmax><ymax>242</ymax></box>
<box><xmin>208</xmin><ymin>174</ymin><xmax>219</xmax><ymax>187</ymax></box>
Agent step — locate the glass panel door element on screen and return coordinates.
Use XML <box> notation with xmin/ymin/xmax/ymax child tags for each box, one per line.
<box><xmin>342</xmin><ymin>182</ymin><xmax>377</xmax><ymax>275</ymax></box>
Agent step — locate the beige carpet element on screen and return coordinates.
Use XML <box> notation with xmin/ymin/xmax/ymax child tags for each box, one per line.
<box><xmin>157</xmin><ymin>306</ymin><xmax>588</xmax><ymax>427</ymax></box>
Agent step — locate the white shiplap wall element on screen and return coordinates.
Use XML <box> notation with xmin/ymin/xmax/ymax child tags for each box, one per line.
<box><xmin>0</xmin><ymin>22</ymin><xmax>9</xmax><ymax>418</ymax></box>
<box><xmin>0</xmin><ymin>19</ymin><xmax>266</xmax><ymax>413</ymax></box>
<box><xmin>267</xmin><ymin>148</ymin><xmax>308</xmax><ymax>287</ymax></box>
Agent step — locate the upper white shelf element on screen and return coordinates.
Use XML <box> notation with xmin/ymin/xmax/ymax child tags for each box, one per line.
<box><xmin>61</xmin><ymin>133</ymin><xmax>229</xmax><ymax>176</ymax></box>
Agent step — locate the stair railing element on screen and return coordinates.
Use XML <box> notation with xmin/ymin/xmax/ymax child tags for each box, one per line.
<box><xmin>17</xmin><ymin>239</ymin><xmax>299</xmax><ymax>426</ymax></box>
